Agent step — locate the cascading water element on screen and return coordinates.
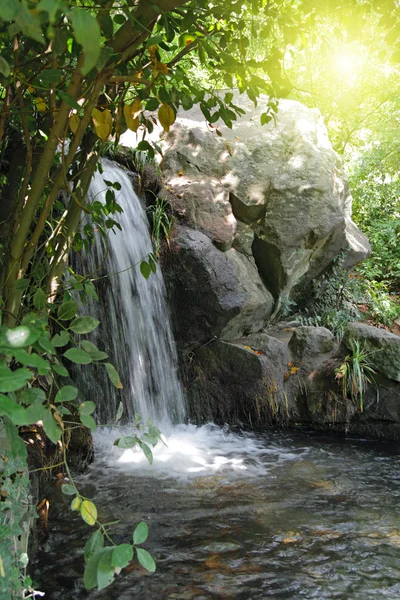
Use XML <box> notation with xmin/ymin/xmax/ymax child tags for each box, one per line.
<box><xmin>74</xmin><ymin>159</ymin><xmax>186</xmax><ymax>427</ymax></box>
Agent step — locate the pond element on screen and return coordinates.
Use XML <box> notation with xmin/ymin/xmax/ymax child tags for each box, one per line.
<box><xmin>33</xmin><ymin>425</ymin><xmax>400</xmax><ymax>599</ymax></box>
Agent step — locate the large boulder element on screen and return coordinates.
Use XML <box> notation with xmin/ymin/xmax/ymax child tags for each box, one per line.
<box><xmin>160</xmin><ymin>95</ymin><xmax>370</xmax><ymax>301</ymax></box>
<box><xmin>343</xmin><ymin>323</ymin><xmax>400</xmax><ymax>382</ymax></box>
<box><xmin>164</xmin><ymin>226</ymin><xmax>274</xmax><ymax>345</ymax></box>
<box><xmin>186</xmin><ymin>334</ymin><xmax>295</xmax><ymax>426</ymax></box>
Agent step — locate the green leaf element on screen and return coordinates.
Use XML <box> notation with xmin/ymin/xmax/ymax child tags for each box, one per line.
<box><xmin>140</xmin><ymin>261</ymin><xmax>151</xmax><ymax>280</ymax></box>
<box><xmin>37</xmin><ymin>69</ymin><xmax>63</xmax><ymax>88</ymax></box>
<box><xmin>0</xmin><ymin>57</ymin><xmax>10</xmax><ymax>78</ymax></box>
<box><xmin>51</xmin><ymin>331</ymin><xmax>70</xmax><ymax>347</ymax></box>
<box><xmin>133</xmin><ymin>521</ymin><xmax>148</xmax><ymax>545</ymax></box>
<box><xmin>0</xmin><ymin>367</ymin><xmax>32</xmax><ymax>392</ymax></box>
<box><xmin>25</xmin><ymin>403</ymin><xmax>47</xmax><ymax>423</ymax></box>
<box><xmin>42</xmin><ymin>410</ymin><xmax>62</xmax><ymax>444</ymax></box>
<box><xmin>69</xmin><ymin>316</ymin><xmax>100</xmax><ymax>334</ymax></box>
<box><xmin>260</xmin><ymin>112</ymin><xmax>272</xmax><ymax>126</ymax></box>
<box><xmin>84</xmin><ymin>529</ymin><xmax>104</xmax><ymax>562</ymax></box>
<box><xmin>79</xmin><ymin>401</ymin><xmax>95</xmax><ymax>415</ymax></box>
<box><xmin>63</xmin><ymin>348</ymin><xmax>93</xmax><ymax>365</ymax></box>
<box><xmin>113</xmin><ymin>13</ymin><xmax>126</xmax><ymax>24</ymax></box>
<box><xmin>16</xmin><ymin>0</ymin><xmax>44</xmax><ymax>42</ymax></box>
<box><xmin>115</xmin><ymin>435</ymin><xmax>138</xmax><ymax>449</ymax></box>
<box><xmin>80</xmin><ymin>499</ymin><xmax>97</xmax><ymax>526</ymax></box>
<box><xmin>52</xmin><ymin>364</ymin><xmax>69</xmax><ymax>377</ymax></box>
<box><xmin>138</xmin><ymin>440</ymin><xmax>153</xmax><ymax>465</ymax></box>
<box><xmin>13</xmin><ymin>350</ymin><xmax>50</xmax><ymax>375</ymax></box>
<box><xmin>33</xmin><ymin>288</ymin><xmax>46</xmax><ymax>309</ymax></box>
<box><xmin>3</xmin><ymin>325</ymin><xmax>41</xmax><ymax>348</ymax></box>
<box><xmin>58</xmin><ymin>300</ymin><xmax>78</xmax><ymax>321</ymax></box>
<box><xmin>0</xmin><ymin>394</ymin><xmax>28</xmax><ymax>425</ymax></box>
<box><xmin>136</xmin><ymin>548</ymin><xmax>156</xmax><ymax>572</ymax></box>
<box><xmin>19</xmin><ymin>387</ymin><xmax>46</xmax><ymax>405</ymax></box>
<box><xmin>97</xmin><ymin>548</ymin><xmax>115</xmax><ymax>590</ymax></box>
<box><xmin>81</xmin><ymin>340</ymin><xmax>108</xmax><ymax>361</ymax></box>
<box><xmin>104</xmin><ymin>363</ymin><xmax>123</xmax><ymax>389</ymax></box>
<box><xmin>2</xmin><ymin>415</ymin><xmax>27</xmax><ymax>459</ymax></box>
<box><xmin>38</xmin><ymin>336</ymin><xmax>56</xmax><ymax>355</ymax></box>
<box><xmin>37</xmin><ymin>0</ymin><xmax>65</xmax><ymax>24</ymax></box>
<box><xmin>80</xmin><ymin>414</ymin><xmax>96</xmax><ymax>431</ymax></box>
<box><xmin>61</xmin><ymin>483</ymin><xmax>76</xmax><ymax>495</ymax></box>
<box><xmin>71</xmin><ymin>496</ymin><xmax>81</xmax><ymax>511</ymax></box>
<box><xmin>14</xmin><ymin>278</ymin><xmax>30</xmax><ymax>291</ymax></box>
<box><xmin>57</xmin><ymin>90</ymin><xmax>81</xmax><ymax>110</ymax></box>
<box><xmin>137</xmin><ymin>141</ymin><xmax>151</xmax><ymax>152</ymax></box>
<box><xmin>55</xmin><ymin>385</ymin><xmax>78</xmax><ymax>403</ymax></box>
<box><xmin>85</xmin><ymin>282</ymin><xmax>99</xmax><ymax>302</ymax></box>
<box><xmin>112</xmin><ymin>544</ymin><xmax>133</xmax><ymax>569</ymax></box>
<box><xmin>0</xmin><ymin>0</ymin><xmax>20</xmax><ymax>21</ymax></box>
<box><xmin>146</xmin><ymin>98</ymin><xmax>159</xmax><ymax>111</ymax></box>
<box><xmin>69</xmin><ymin>7</ymin><xmax>102</xmax><ymax>75</ymax></box>
<box><xmin>84</xmin><ymin>549</ymin><xmax>104</xmax><ymax>590</ymax></box>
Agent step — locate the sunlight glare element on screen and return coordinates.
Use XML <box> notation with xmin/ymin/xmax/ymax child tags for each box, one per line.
<box><xmin>332</xmin><ymin>48</ymin><xmax>362</xmax><ymax>81</ymax></box>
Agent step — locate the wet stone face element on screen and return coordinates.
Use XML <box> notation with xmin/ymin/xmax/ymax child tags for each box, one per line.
<box><xmin>33</xmin><ymin>427</ymin><xmax>400</xmax><ymax>600</ymax></box>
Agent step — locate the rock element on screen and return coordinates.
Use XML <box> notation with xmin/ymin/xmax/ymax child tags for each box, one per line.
<box><xmin>164</xmin><ymin>226</ymin><xmax>274</xmax><ymax>345</ymax></box>
<box><xmin>343</xmin><ymin>323</ymin><xmax>400</xmax><ymax>382</ymax></box>
<box><xmin>185</xmin><ymin>335</ymin><xmax>295</xmax><ymax>426</ymax></box>
<box><xmin>232</xmin><ymin>221</ymin><xmax>255</xmax><ymax>258</ymax></box>
<box><xmin>161</xmin><ymin>151</ymin><xmax>236</xmax><ymax>250</ymax></box>
<box><xmin>341</xmin><ymin>218</ymin><xmax>372</xmax><ymax>269</ymax></box>
<box><xmin>289</xmin><ymin>326</ymin><xmax>336</xmax><ymax>358</ymax></box>
<box><xmin>160</xmin><ymin>94</ymin><xmax>370</xmax><ymax>301</ymax></box>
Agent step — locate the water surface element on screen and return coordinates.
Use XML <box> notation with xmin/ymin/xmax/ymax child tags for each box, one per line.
<box><xmin>34</xmin><ymin>426</ymin><xmax>400</xmax><ymax>599</ymax></box>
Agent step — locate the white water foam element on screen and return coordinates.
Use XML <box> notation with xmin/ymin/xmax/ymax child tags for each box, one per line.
<box><xmin>93</xmin><ymin>423</ymin><xmax>308</xmax><ymax>480</ymax></box>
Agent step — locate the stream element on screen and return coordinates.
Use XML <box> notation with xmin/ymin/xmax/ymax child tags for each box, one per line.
<box><xmin>34</xmin><ymin>425</ymin><xmax>400</xmax><ymax>599</ymax></box>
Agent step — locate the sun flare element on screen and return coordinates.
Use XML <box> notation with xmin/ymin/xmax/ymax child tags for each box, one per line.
<box><xmin>331</xmin><ymin>47</ymin><xmax>363</xmax><ymax>81</ymax></box>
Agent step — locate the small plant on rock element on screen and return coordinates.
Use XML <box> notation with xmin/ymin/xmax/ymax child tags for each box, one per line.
<box><xmin>148</xmin><ymin>196</ymin><xmax>174</xmax><ymax>257</ymax></box>
<box><xmin>335</xmin><ymin>340</ymin><xmax>376</xmax><ymax>413</ymax></box>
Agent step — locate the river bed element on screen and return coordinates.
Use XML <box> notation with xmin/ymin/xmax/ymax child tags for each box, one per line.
<box><xmin>33</xmin><ymin>426</ymin><xmax>400</xmax><ymax>599</ymax></box>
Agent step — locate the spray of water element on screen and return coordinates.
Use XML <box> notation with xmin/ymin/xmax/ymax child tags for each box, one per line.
<box><xmin>82</xmin><ymin>160</ymin><xmax>272</xmax><ymax>476</ymax></box>
<box><xmin>76</xmin><ymin>159</ymin><xmax>186</xmax><ymax>426</ymax></box>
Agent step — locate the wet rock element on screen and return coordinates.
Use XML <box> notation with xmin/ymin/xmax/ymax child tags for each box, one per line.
<box><xmin>343</xmin><ymin>323</ymin><xmax>400</xmax><ymax>382</ymax></box>
<box><xmin>164</xmin><ymin>226</ymin><xmax>274</xmax><ymax>345</ymax></box>
<box><xmin>185</xmin><ymin>335</ymin><xmax>296</xmax><ymax>426</ymax></box>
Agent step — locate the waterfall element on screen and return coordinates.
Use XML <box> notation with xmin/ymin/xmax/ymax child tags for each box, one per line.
<box><xmin>75</xmin><ymin>159</ymin><xmax>186</xmax><ymax>427</ymax></box>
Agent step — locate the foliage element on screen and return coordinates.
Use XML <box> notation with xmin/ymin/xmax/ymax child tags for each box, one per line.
<box><xmin>0</xmin><ymin>299</ymin><xmax>162</xmax><ymax>597</ymax></box>
<box><xmin>335</xmin><ymin>340</ymin><xmax>376</xmax><ymax>413</ymax></box>
<box><xmin>297</xmin><ymin>256</ymin><xmax>362</xmax><ymax>340</ymax></box>
<box><xmin>148</xmin><ymin>196</ymin><xmax>174</xmax><ymax>257</ymax></box>
<box><xmin>350</xmin><ymin>155</ymin><xmax>400</xmax><ymax>291</ymax></box>
<box><xmin>0</xmin><ymin>454</ymin><xmax>36</xmax><ymax>599</ymax></box>
<box><xmin>364</xmin><ymin>280</ymin><xmax>400</xmax><ymax>327</ymax></box>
